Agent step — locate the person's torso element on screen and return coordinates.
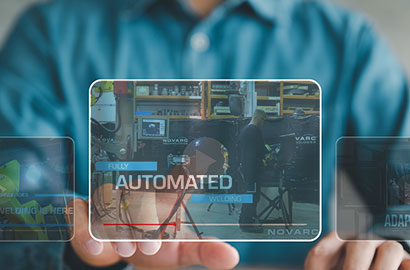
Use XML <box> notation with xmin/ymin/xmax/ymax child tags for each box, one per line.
<box><xmin>27</xmin><ymin>0</ymin><xmax>405</xmax><ymax>266</ymax></box>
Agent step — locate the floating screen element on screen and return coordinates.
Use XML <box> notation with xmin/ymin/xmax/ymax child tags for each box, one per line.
<box><xmin>90</xmin><ymin>80</ymin><xmax>322</xmax><ymax>241</ymax></box>
<box><xmin>0</xmin><ymin>137</ymin><xmax>75</xmax><ymax>241</ymax></box>
<box><xmin>336</xmin><ymin>137</ymin><xmax>410</xmax><ymax>241</ymax></box>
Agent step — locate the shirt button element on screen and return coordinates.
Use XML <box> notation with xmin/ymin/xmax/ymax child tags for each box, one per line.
<box><xmin>190</xmin><ymin>32</ymin><xmax>210</xmax><ymax>52</ymax></box>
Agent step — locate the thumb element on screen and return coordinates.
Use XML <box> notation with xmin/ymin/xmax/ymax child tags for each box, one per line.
<box><xmin>67</xmin><ymin>198</ymin><xmax>121</xmax><ymax>267</ymax></box>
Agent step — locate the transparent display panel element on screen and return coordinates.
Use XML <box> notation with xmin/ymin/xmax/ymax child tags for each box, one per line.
<box><xmin>336</xmin><ymin>137</ymin><xmax>410</xmax><ymax>241</ymax></box>
<box><xmin>0</xmin><ymin>137</ymin><xmax>74</xmax><ymax>241</ymax></box>
<box><xmin>90</xmin><ymin>80</ymin><xmax>321</xmax><ymax>241</ymax></box>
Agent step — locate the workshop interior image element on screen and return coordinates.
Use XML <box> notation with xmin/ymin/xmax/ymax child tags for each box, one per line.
<box><xmin>336</xmin><ymin>137</ymin><xmax>410</xmax><ymax>241</ymax></box>
<box><xmin>90</xmin><ymin>80</ymin><xmax>320</xmax><ymax>241</ymax></box>
<box><xmin>0</xmin><ymin>137</ymin><xmax>74</xmax><ymax>241</ymax></box>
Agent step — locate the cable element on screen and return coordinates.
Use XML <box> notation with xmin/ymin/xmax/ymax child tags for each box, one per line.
<box><xmin>94</xmin><ymin>86</ymin><xmax>103</xmax><ymax>104</ymax></box>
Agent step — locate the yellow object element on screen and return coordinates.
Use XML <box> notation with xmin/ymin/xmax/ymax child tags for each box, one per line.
<box><xmin>100</xmin><ymin>81</ymin><xmax>114</xmax><ymax>92</ymax></box>
<box><xmin>263</xmin><ymin>145</ymin><xmax>274</xmax><ymax>167</ymax></box>
<box><xmin>104</xmin><ymin>200</ymin><xmax>115</xmax><ymax>209</ymax></box>
<box><xmin>0</xmin><ymin>160</ymin><xmax>20</xmax><ymax>194</ymax></box>
<box><xmin>121</xmin><ymin>199</ymin><xmax>130</xmax><ymax>209</ymax></box>
<box><xmin>0</xmin><ymin>160</ymin><xmax>63</xmax><ymax>240</ymax></box>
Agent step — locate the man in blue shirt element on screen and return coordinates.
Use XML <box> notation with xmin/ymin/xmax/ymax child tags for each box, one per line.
<box><xmin>0</xmin><ymin>0</ymin><xmax>409</xmax><ymax>269</ymax></box>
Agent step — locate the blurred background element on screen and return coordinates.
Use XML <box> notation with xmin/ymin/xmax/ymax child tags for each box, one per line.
<box><xmin>1</xmin><ymin>0</ymin><xmax>409</xmax><ymax>78</ymax></box>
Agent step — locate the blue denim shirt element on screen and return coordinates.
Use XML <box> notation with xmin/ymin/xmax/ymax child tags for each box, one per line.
<box><xmin>0</xmin><ymin>0</ymin><xmax>409</xmax><ymax>268</ymax></box>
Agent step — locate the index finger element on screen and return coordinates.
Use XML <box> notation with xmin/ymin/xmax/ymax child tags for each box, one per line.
<box><xmin>305</xmin><ymin>232</ymin><xmax>345</xmax><ymax>270</ymax></box>
<box><xmin>127</xmin><ymin>241</ymin><xmax>239</xmax><ymax>269</ymax></box>
<box><xmin>68</xmin><ymin>198</ymin><xmax>121</xmax><ymax>267</ymax></box>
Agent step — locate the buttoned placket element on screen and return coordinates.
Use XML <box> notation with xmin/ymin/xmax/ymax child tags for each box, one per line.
<box><xmin>181</xmin><ymin>4</ymin><xmax>233</xmax><ymax>78</ymax></box>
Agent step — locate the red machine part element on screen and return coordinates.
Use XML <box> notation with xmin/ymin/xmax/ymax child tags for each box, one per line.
<box><xmin>113</xmin><ymin>81</ymin><xmax>130</xmax><ymax>95</ymax></box>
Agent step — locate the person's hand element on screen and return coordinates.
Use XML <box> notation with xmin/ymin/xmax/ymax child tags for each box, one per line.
<box><xmin>66</xmin><ymin>199</ymin><xmax>239</xmax><ymax>269</ymax></box>
<box><xmin>305</xmin><ymin>232</ymin><xmax>410</xmax><ymax>270</ymax></box>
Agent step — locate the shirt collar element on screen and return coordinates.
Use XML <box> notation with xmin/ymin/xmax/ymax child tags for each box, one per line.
<box><xmin>124</xmin><ymin>0</ymin><xmax>280</xmax><ymax>22</ymax></box>
<box><xmin>122</xmin><ymin>0</ymin><xmax>157</xmax><ymax>17</ymax></box>
<box><xmin>246</xmin><ymin>0</ymin><xmax>278</xmax><ymax>22</ymax></box>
